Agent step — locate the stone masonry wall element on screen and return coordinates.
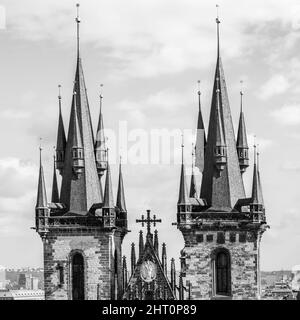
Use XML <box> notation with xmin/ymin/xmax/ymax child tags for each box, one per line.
<box><xmin>43</xmin><ymin>230</ymin><xmax>114</xmax><ymax>300</ymax></box>
<box><xmin>182</xmin><ymin>230</ymin><xmax>259</xmax><ymax>300</ymax></box>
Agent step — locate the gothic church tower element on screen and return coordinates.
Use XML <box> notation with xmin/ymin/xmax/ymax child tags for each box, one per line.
<box><xmin>35</xmin><ymin>4</ymin><xmax>128</xmax><ymax>300</ymax></box>
<box><xmin>176</xmin><ymin>15</ymin><xmax>268</xmax><ymax>300</ymax></box>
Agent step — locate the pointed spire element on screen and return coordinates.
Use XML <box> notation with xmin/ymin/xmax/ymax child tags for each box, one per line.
<box><xmin>178</xmin><ymin>136</ymin><xmax>190</xmax><ymax>205</ymax></box>
<box><xmin>56</xmin><ymin>85</ymin><xmax>67</xmax><ymax>175</ymax></box>
<box><xmin>178</xmin><ymin>272</ymin><xmax>184</xmax><ymax>300</ymax></box>
<box><xmin>162</xmin><ymin>243</ymin><xmax>167</xmax><ymax>275</ymax></box>
<box><xmin>122</xmin><ymin>256</ymin><xmax>128</xmax><ymax>292</ymax></box>
<box><xmin>200</xmin><ymin>13</ymin><xmax>245</xmax><ymax>210</ymax></box>
<box><xmin>139</xmin><ymin>230</ymin><xmax>144</xmax><ymax>259</ymax></box>
<box><xmin>60</xmin><ymin>5</ymin><xmax>102</xmax><ymax>212</ymax></box>
<box><xmin>190</xmin><ymin>144</ymin><xmax>197</xmax><ymax>198</ymax></box>
<box><xmin>51</xmin><ymin>152</ymin><xmax>59</xmax><ymax>203</ymax></box>
<box><xmin>154</xmin><ymin>230</ymin><xmax>159</xmax><ymax>255</ymax></box>
<box><xmin>195</xmin><ymin>80</ymin><xmax>206</xmax><ymax>172</ymax></box>
<box><xmin>95</xmin><ymin>84</ymin><xmax>108</xmax><ymax>178</ymax></box>
<box><xmin>131</xmin><ymin>243</ymin><xmax>136</xmax><ymax>275</ymax></box>
<box><xmin>237</xmin><ymin>81</ymin><xmax>249</xmax><ymax>174</ymax></box>
<box><xmin>36</xmin><ymin>145</ymin><xmax>48</xmax><ymax>208</ymax></box>
<box><xmin>170</xmin><ymin>258</ymin><xmax>176</xmax><ymax>296</ymax></box>
<box><xmin>103</xmin><ymin>150</ymin><xmax>114</xmax><ymax>208</ymax></box>
<box><xmin>116</xmin><ymin>157</ymin><xmax>127</xmax><ymax>212</ymax></box>
<box><xmin>257</xmin><ymin>146</ymin><xmax>264</xmax><ymax>206</ymax></box>
<box><xmin>251</xmin><ymin>143</ymin><xmax>264</xmax><ymax>209</ymax></box>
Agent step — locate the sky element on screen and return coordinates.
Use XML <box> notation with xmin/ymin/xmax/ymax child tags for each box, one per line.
<box><xmin>0</xmin><ymin>0</ymin><xmax>300</xmax><ymax>271</ymax></box>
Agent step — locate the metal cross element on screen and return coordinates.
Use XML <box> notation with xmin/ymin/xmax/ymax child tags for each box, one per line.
<box><xmin>136</xmin><ymin>210</ymin><xmax>162</xmax><ymax>235</ymax></box>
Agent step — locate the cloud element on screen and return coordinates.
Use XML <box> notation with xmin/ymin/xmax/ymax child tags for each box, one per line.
<box><xmin>4</xmin><ymin>0</ymin><xmax>300</xmax><ymax>79</ymax></box>
<box><xmin>280</xmin><ymin>161</ymin><xmax>300</xmax><ymax>172</ymax></box>
<box><xmin>258</xmin><ymin>75</ymin><xmax>290</xmax><ymax>100</ymax></box>
<box><xmin>0</xmin><ymin>158</ymin><xmax>37</xmax><ymax>198</ymax></box>
<box><xmin>271</xmin><ymin>104</ymin><xmax>300</xmax><ymax>125</ymax></box>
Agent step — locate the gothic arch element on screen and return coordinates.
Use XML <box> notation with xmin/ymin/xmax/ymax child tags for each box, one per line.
<box><xmin>211</xmin><ymin>248</ymin><xmax>232</xmax><ymax>297</ymax></box>
<box><xmin>69</xmin><ymin>250</ymin><xmax>86</xmax><ymax>300</ymax></box>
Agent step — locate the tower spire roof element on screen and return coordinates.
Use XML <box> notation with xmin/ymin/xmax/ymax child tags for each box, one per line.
<box><xmin>51</xmin><ymin>152</ymin><xmax>59</xmax><ymax>203</ymax></box>
<box><xmin>190</xmin><ymin>144</ymin><xmax>197</xmax><ymax>198</ymax></box>
<box><xmin>200</xmin><ymin>13</ymin><xmax>245</xmax><ymax>210</ymax></box>
<box><xmin>36</xmin><ymin>146</ymin><xmax>48</xmax><ymax>208</ymax></box>
<box><xmin>257</xmin><ymin>146</ymin><xmax>264</xmax><ymax>206</ymax></box>
<box><xmin>195</xmin><ymin>80</ymin><xmax>206</xmax><ymax>172</ymax></box>
<box><xmin>236</xmin><ymin>84</ymin><xmax>248</xmax><ymax>149</ymax></box>
<box><xmin>95</xmin><ymin>84</ymin><xmax>106</xmax><ymax>151</ymax></box>
<box><xmin>251</xmin><ymin>144</ymin><xmax>264</xmax><ymax>205</ymax></box>
<box><xmin>56</xmin><ymin>85</ymin><xmax>66</xmax><ymax>158</ymax></box>
<box><xmin>178</xmin><ymin>136</ymin><xmax>190</xmax><ymax>205</ymax></box>
<box><xmin>103</xmin><ymin>150</ymin><xmax>114</xmax><ymax>208</ymax></box>
<box><xmin>60</xmin><ymin>5</ymin><xmax>102</xmax><ymax>212</ymax></box>
<box><xmin>116</xmin><ymin>157</ymin><xmax>127</xmax><ymax>212</ymax></box>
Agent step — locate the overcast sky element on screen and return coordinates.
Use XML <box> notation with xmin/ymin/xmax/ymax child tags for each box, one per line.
<box><xmin>0</xmin><ymin>0</ymin><xmax>300</xmax><ymax>271</ymax></box>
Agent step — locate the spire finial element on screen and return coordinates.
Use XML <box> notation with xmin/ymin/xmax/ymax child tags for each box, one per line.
<box><xmin>197</xmin><ymin>80</ymin><xmax>201</xmax><ymax>96</ymax></box>
<box><xmin>39</xmin><ymin>138</ymin><xmax>42</xmax><ymax>165</ymax></box>
<box><xmin>240</xmin><ymin>80</ymin><xmax>244</xmax><ymax>112</ymax></box>
<box><xmin>253</xmin><ymin>135</ymin><xmax>257</xmax><ymax>165</ymax></box>
<box><xmin>75</xmin><ymin>3</ymin><xmax>81</xmax><ymax>59</ymax></box>
<box><xmin>99</xmin><ymin>83</ymin><xmax>104</xmax><ymax>114</ymax></box>
<box><xmin>197</xmin><ymin>80</ymin><xmax>202</xmax><ymax>113</ymax></box>
<box><xmin>181</xmin><ymin>134</ymin><xmax>184</xmax><ymax>164</ymax></box>
<box><xmin>216</xmin><ymin>4</ymin><xmax>221</xmax><ymax>57</ymax></box>
<box><xmin>58</xmin><ymin>84</ymin><xmax>62</xmax><ymax>100</ymax></box>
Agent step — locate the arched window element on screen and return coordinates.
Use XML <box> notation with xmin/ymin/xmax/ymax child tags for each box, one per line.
<box><xmin>212</xmin><ymin>248</ymin><xmax>231</xmax><ymax>297</ymax></box>
<box><xmin>71</xmin><ymin>252</ymin><xmax>84</xmax><ymax>300</ymax></box>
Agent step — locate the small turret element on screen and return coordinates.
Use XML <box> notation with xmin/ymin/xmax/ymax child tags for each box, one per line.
<box><xmin>250</xmin><ymin>144</ymin><xmax>265</xmax><ymax>220</ymax></box>
<box><xmin>139</xmin><ymin>230</ymin><xmax>144</xmax><ymax>259</ymax></box>
<box><xmin>122</xmin><ymin>256</ymin><xmax>128</xmax><ymax>293</ymax></box>
<box><xmin>189</xmin><ymin>144</ymin><xmax>197</xmax><ymax>198</ymax></box>
<box><xmin>170</xmin><ymin>258</ymin><xmax>176</xmax><ymax>297</ymax></box>
<box><xmin>178</xmin><ymin>272</ymin><xmax>184</xmax><ymax>300</ymax></box>
<box><xmin>71</xmin><ymin>90</ymin><xmax>84</xmax><ymax>176</ymax></box>
<box><xmin>154</xmin><ymin>230</ymin><xmax>159</xmax><ymax>255</ymax></box>
<box><xmin>195</xmin><ymin>80</ymin><xmax>206</xmax><ymax>172</ymax></box>
<box><xmin>55</xmin><ymin>85</ymin><xmax>67</xmax><ymax>175</ymax></box>
<box><xmin>116</xmin><ymin>159</ymin><xmax>127</xmax><ymax>229</ymax></box>
<box><xmin>177</xmin><ymin>137</ymin><xmax>190</xmax><ymax>213</ymax></box>
<box><xmin>131</xmin><ymin>243</ymin><xmax>136</xmax><ymax>275</ymax></box>
<box><xmin>51</xmin><ymin>154</ymin><xmax>60</xmax><ymax>203</ymax></box>
<box><xmin>236</xmin><ymin>85</ymin><xmax>249</xmax><ymax>174</ymax></box>
<box><xmin>95</xmin><ymin>86</ymin><xmax>108</xmax><ymax>178</ymax></box>
<box><xmin>214</xmin><ymin>77</ymin><xmax>227</xmax><ymax>172</ymax></box>
<box><xmin>102</xmin><ymin>154</ymin><xmax>115</xmax><ymax>228</ymax></box>
<box><xmin>35</xmin><ymin>147</ymin><xmax>49</xmax><ymax>236</ymax></box>
<box><xmin>162</xmin><ymin>243</ymin><xmax>167</xmax><ymax>275</ymax></box>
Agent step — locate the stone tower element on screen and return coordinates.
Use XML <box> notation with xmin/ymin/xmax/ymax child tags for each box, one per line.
<box><xmin>34</xmin><ymin>4</ymin><xmax>128</xmax><ymax>300</ymax></box>
<box><xmin>176</xmin><ymin>16</ymin><xmax>268</xmax><ymax>300</ymax></box>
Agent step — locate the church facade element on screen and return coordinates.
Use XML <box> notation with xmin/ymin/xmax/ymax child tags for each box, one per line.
<box><xmin>34</xmin><ymin>5</ymin><xmax>268</xmax><ymax>300</ymax></box>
